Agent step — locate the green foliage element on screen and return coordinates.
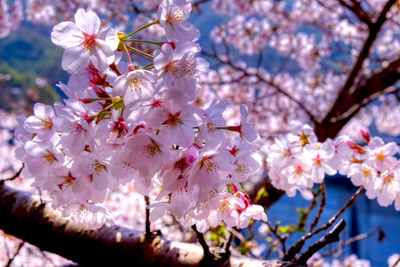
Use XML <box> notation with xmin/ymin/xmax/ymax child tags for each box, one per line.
<box><xmin>237</xmin><ymin>241</ymin><xmax>252</xmax><ymax>255</ymax></box>
<box><xmin>0</xmin><ymin>64</ymin><xmax>36</xmax><ymax>88</ymax></box>
<box><xmin>277</xmin><ymin>224</ymin><xmax>305</xmax><ymax>234</ymax></box>
<box><xmin>0</xmin><ymin>23</ymin><xmax>65</xmax><ymax>110</ymax></box>
<box><xmin>208</xmin><ymin>225</ymin><xmax>227</xmax><ymax>246</ymax></box>
<box><xmin>254</xmin><ymin>186</ymin><xmax>268</xmax><ymax>204</ymax></box>
<box><xmin>0</xmin><ymin>23</ymin><xmax>64</xmax><ymax>81</ymax></box>
<box><xmin>296</xmin><ymin>208</ymin><xmax>309</xmax><ymax>224</ymax></box>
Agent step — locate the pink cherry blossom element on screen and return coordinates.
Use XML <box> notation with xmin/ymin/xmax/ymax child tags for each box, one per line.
<box><xmin>51</xmin><ymin>8</ymin><xmax>119</xmax><ymax>73</ymax></box>
<box><xmin>157</xmin><ymin>0</ymin><xmax>200</xmax><ymax>42</ymax></box>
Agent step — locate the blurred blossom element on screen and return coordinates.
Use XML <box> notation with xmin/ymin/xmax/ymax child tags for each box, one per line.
<box><xmin>35</xmin><ymin>77</ymin><xmax>48</xmax><ymax>88</ymax></box>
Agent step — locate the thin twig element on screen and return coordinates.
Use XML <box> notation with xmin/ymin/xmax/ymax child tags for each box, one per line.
<box><xmin>284</xmin><ymin>187</ymin><xmax>364</xmax><ymax>261</ymax></box>
<box><xmin>265</xmin><ymin>221</ymin><xmax>287</xmax><ymax>254</ymax></box>
<box><xmin>201</xmin><ymin>50</ymin><xmax>318</xmax><ymax>124</ymax></box>
<box><xmin>296</xmin><ymin>188</ymin><xmax>320</xmax><ymax>232</ymax></box>
<box><xmin>121</xmin><ymin>20</ymin><xmax>159</xmax><ymax>40</ymax></box>
<box><xmin>144</xmin><ymin>195</ymin><xmax>151</xmax><ymax>238</ymax></box>
<box><xmin>256</xmin><ymin>50</ymin><xmax>264</xmax><ymax>70</ymax></box>
<box><xmin>0</xmin><ymin>164</ymin><xmax>24</xmax><ymax>184</ymax></box>
<box><xmin>226</xmin><ymin>226</ymin><xmax>246</xmax><ymax>242</ymax></box>
<box><xmin>323</xmin><ymin>227</ymin><xmax>381</xmax><ymax>257</ymax></box>
<box><xmin>308</xmin><ymin>181</ymin><xmax>326</xmax><ymax>233</ymax></box>
<box><xmin>124</xmin><ymin>39</ymin><xmax>162</xmax><ymax>46</ymax></box>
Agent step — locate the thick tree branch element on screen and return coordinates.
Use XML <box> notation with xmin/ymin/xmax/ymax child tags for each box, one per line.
<box><xmin>315</xmin><ymin>57</ymin><xmax>400</xmax><ymax>141</ymax></box>
<box><xmin>322</xmin><ymin>0</ymin><xmax>396</xmax><ymax>125</ymax></box>
<box><xmin>0</xmin><ymin>183</ymin><xmax>281</xmax><ymax>267</ymax></box>
<box><xmin>296</xmin><ymin>219</ymin><xmax>347</xmax><ymax>265</ymax></box>
<box><xmin>191</xmin><ymin>225</ymin><xmax>212</xmax><ymax>261</ymax></box>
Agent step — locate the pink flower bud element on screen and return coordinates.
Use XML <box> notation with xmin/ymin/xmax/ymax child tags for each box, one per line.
<box><xmin>163</xmin><ymin>41</ymin><xmax>176</xmax><ymax>49</ymax></box>
<box><xmin>360</xmin><ymin>128</ymin><xmax>370</xmax><ymax>143</ymax></box>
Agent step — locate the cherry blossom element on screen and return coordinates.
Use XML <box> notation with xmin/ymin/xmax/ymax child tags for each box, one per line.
<box><xmin>157</xmin><ymin>0</ymin><xmax>200</xmax><ymax>42</ymax></box>
<box><xmin>7</xmin><ymin>0</ymin><xmax>400</xmax><ymax>265</ymax></box>
<box><xmin>51</xmin><ymin>8</ymin><xmax>119</xmax><ymax>73</ymax></box>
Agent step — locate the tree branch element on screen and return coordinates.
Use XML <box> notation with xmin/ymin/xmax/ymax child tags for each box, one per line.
<box><xmin>191</xmin><ymin>225</ymin><xmax>212</xmax><ymax>261</ymax></box>
<box><xmin>0</xmin><ymin>183</ymin><xmax>282</xmax><ymax>266</ymax></box>
<box><xmin>284</xmin><ymin>187</ymin><xmax>363</xmax><ymax>261</ymax></box>
<box><xmin>315</xmin><ymin>57</ymin><xmax>400</xmax><ymax>141</ymax></box>
<box><xmin>145</xmin><ymin>195</ymin><xmax>151</xmax><ymax>238</ymax></box>
<box><xmin>337</xmin><ymin>0</ymin><xmax>372</xmax><ymax>27</ymax></box>
<box><xmin>322</xmin><ymin>0</ymin><xmax>396</xmax><ymax>125</ymax></box>
<box><xmin>0</xmin><ymin>164</ymin><xmax>24</xmax><ymax>184</ymax></box>
<box><xmin>266</xmin><ymin>221</ymin><xmax>287</xmax><ymax>254</ymax></box>
<box><xmin>322</xmin><ymin>227</ymin><xmax>382</xmax><ymax>257</ymax></box>
<box><xmin>308</xmin><ymin>181</ymin><xmax>326</xmax><ymax>233</ymax></box>
<box><xmin>296</xmin><ymin>219</ymin><xmax>347</xmax><ymax>265</ymax></box>
<box><xmin>201</xmin><ymin>50</ymin><xmax>318</xmax><ymax>124</ymax></box>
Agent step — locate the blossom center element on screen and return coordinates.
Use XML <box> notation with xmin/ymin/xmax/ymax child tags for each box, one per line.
<box><xmin>167</xmin><ymin>8</ymin><xmax>186</xmax><ymax>24</ymax></box>
<box><xmin>81</xmin><ymin>32</ymin><xmax>97</xmax><ymax>54</ymax></box>
<box><xmin>313</xmin><ymin>154</ymin><xmax>322</xmax><ymax>166</ymax></box>
<box><xmin>41</xmin><ymin>118</ymin><xmax>53</xmax><ymax>130</ymax></box>
<box><xmin>294</xmin><ymin>165</ymin><xmax>303</xmax><ymax>175</ymax></box>
<box><xmin>383</xmin><ymin>173</ymin><xmax>394</xmax><ymax>185</ymax></box>
<box><xmin>129</xmin><ymin>77</ymin><xmax>143</xmax><ymax>92</ymax></box>
<box><xmin>122</xmin><ymin>161</ymin><xmax>136</xmax><ymax>174</ymax></box>
<box><xmin>143</xmin><ymin>139</ymin><xmax>161</xmax><ymax>157</ymax></box>
<box><xmin>58</xmin><ymin>172</ymin><xmax>76</xmax><ymax>190</ymax></box>
<box><xmin>206</xmin><ymin>120</ymin><xmax>216</xmax><ymax>133</ymax></box>
<box><xmin>42</xmin><ymin>150</ymin><xmax>58</xmax><ymax>163</ymax></box>
<box><xmin>163</xmin><ymin>112</ymin><xmax>183</xmax><ymax>126</ymax></box>
<box><xmin>112</xmin><ymin>117</ymin><xmax>128</xmax><ymax>138</ymax></box>
<box><xmin>362</xmin><ymin>167</ymin><xmax>371</xmax><ymax>177</ymax></box>
<box><xmin>199</xmin><ymin>156</ymin><xmax>217</xmax><ymax>173</ymax></box>
<box><xmin>375</xmin><ymin>151</ymin><xmax>386</xmax><ymax>161</ymax></box>
<box><xmin>91</xmin><ymin>160</ymin><xmax>107</xmax><ymax>174</ymax></box>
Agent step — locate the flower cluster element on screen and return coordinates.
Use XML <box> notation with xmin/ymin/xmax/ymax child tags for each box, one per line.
<box><xmin>0</xmin><ymin>110</ymin><xmax>21</xmax><ymax>178</ymax></box>
<box><xmin>15</xmin><ymin>1</ymin><xmax>267</xmax><ymax>231</ymax></box>
<box><xmin>211</xmin><ymin>16</ymin><xmax>271</xmax><ymax>55</ymax></box>
<box><xmin>0</xmin><ymin>0</ymin><xmax>23</xmax><ymax>38</ymax></box>
<box><xmin>307</xmin><ymin>253</ymin><xmax>371</xmax><ymax>267</ymax></box>
<box><xmin>267</xmin><ymin>122</ymin><xmax>337</xmax><ymax>197</ymax></box>
<box><xmin>267</xmin><ymin>122</ymin><xmax>400</xmax><ymax>211</ymax></box>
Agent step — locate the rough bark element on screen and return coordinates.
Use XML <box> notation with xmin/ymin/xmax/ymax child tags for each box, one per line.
<box><xmin>0</xmin><ymin>183</ymin><xmax>282</xmax><ymax>267</ymax></box>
